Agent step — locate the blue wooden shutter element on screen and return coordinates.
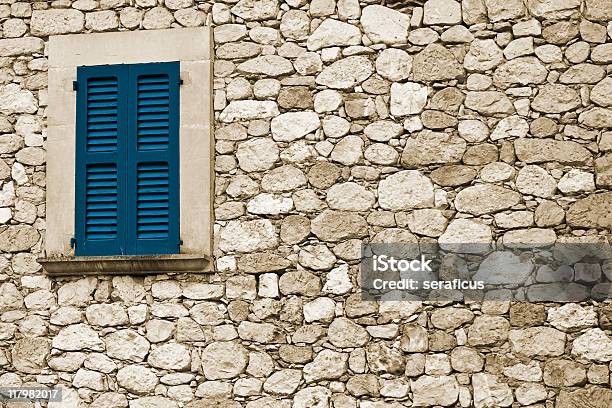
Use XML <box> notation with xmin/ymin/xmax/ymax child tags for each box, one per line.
<box><xmin>75</xmin><ymin>65</ymin><xmax>128</xmax><ymax>256</ymax></box>
<box><xmin>126</xmin><ymin>62</ymin><xmax>180</xmax><ymax>255</ymax></box>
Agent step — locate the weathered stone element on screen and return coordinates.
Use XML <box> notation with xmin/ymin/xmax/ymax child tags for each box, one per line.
<box><xmin>556</xmin><ymin>387</ymin><xmax>612</xmax><ymax>408</ymax></box>
<box><xmin>378</xmin><ymin>170</ymin><xmax>434</xmax><ymax>211</ymax></box>
<box><xmin>327</xmin><ymin>182</ymin><xmax>375</xmax><ymax>211</ymax></box>
<box><xmin>566</xmin><ymin>192</ymin><xmax>612</xmax><ymax>229</ymax></box>
<box><xmin>401</xmin><ymin>131</ymin><xmax>466</xmax><ymax>167</ymax></box>
<box><xmin>375</xmin><ymin>48</ymin><xmax>412</xmax><ymax>82</ymax></box>
<box><xmin>485</xmin><ymin>0</ymin><xmax>525</xmax><ymax>21</ymax></box>
<box><xmin>509</xmin><ymin>327</ymin><xmax>566</xmax><ymax>357</ymax></box>
<box><xmin>0</xmin><ymin>38</ymin><xmax>44</xmax><ymax>56</ymax></box>
<box><xmin>238</xmin><ymin>55</ymin><xmax>294</xmax><ymax>77</ymax></box>
<box><xmin>316</xmin><ymin>56</ymin><xmax>373</xmax><ymax>89</ymax></box>
<box><xmin>558</xmin><ymin>169</ymin><xmax>596</xmax><ymax>193</ymax></box>
<box><xmin>330</xmin><ymin>135</ymin><xmax>364</xmax><ymax>165</ymax></box>
<box><xmin>202</xmin><ymin>342</ymin><xmax>248</xmax><ymax>379</ymax></box>
<box><xmin>366</xmin><ymin>343</ymin><xmax>405</xmax><ymax>375</ymax></box>
<box><xmin>311</xmin><ymin>210</ymin><xmax>367</xmax><ymax>242</ymax></box>
<box><xmin>455</xmin><ymin>184</ymin><xmax>521</xmax><ymax>215</ymax></box>
<box><xmin>293</xmin><ymin>386</ymin><xmax>330</xmax><ymax>408</ymax></box>
<box><xmin>571</xmin><ymin>328</ymin><xmax>612</xmax><ymax>362</ymax></box>
<box><xmin>328</xmin><ymin>317</ymin><xmax>370</xmax><ymax>347</ymax></box>
<box><xmin>52</xmin><ymin>324</ymin><xmax>105</xmax><ymax>351</ymax></box>
<box><xmin>85</xmin><ymin>303</ymin><xmax>128</xmax><ymax>327</ymax></box>
<box><xmin>516</xmin><ymin>165</ymin><xmax>557</xmax><ymax>198</ymax></box>
<box><xmin>0</xmin><ymin>84</ymin><xmax>37</xmax><ymax>114</ymax></box>
<box><xmin>423</xmin><ymin>0</ymin><xmax>462</xmax><ymax>25</ymax></box>
<box><xmin>468</xmin><ymin>315</ymin><xmax>509</xmax><ymax>346</ymax></box>
<box><xmin>117</xmin><ymin>365</ymin><xmax>158</xmax><ymax>394</ymax></box>
<box><xmin>11</xmin><ymin>337</ymin><xmax>49</xmax><ymax>374</ymax></box>
<box><xmin>465</xmin><ymin>91</ymin><xmax>514</xmax><ymax>115</ymax></box>
<box><xmin>514</xmin><ymin>139</ymin><xmax>591</xmax><ymax>165</ymax></box>
<box><xmin>532</xmin><ymin>84</ymin><xmax>581</xmax><ymax>113</ymax></box>
<box><xmin>584</xmin><ymin>0</ymin><xmax>612</xmax><ymax>21</ymax></box>
<box><xmin>411</xmin><ymin>375</ymin><xmax>459</xmax><ymax>407</ymax></box>
<box><xmin>543</xmin><ymin>359</ymin><xmax>586</xmax><ymax>387</ymax></box>
<box><xmin>360</xmin><ymin>5</ymin><xmax>409</xmax><ymax>44</ymax></box>
<box><xmin>307</xmin><ymin>19</ymin><xmax>361</xmax><ymax>51</ymax></box>
<box><xmin>472</xmin><ymin>373</ymin><xmax>513</xmax><ymax>408</ymax></box>
<box><xmin>219</xmin><ymin>101</ymin><xmax>279</xmax><ymax>122</ymax></box>
<box><xmin>390</xmin><ymin>82</ymin><xmax>427</xmax><ymax>116</ymax></box>
<box><xmin>430</xmin><ymin>165</ymin><xmax>476</xmax><ymax>186</ymax></box>
<box><xmin>591</xmin><ymin>77</ymin><xmax>612</xmax><ymax>107</ymax></box>
<box><xmin>413</xmin><ymin>44</ymin><xmax>464</xmax><ymax>81</ymax></box>
<box><xmin>231</xmin><ymin>0</ymin><xmax>278</xmax><ymax>21</ymax></box>
<box><xmin>31</xmin><ymin>9</ymin><xmax>84</xmax><ymax>36</ymax></box>
<box><xmin>450</xmin><ymin>346</ymin><xmax>484</xmax><ymax>373</ymax></box>
<box><xmin>526</xmin><ymin>0</ymin><xmax>580</xmax><ymax>19</ymax></box>
<box><xmin>106</xmin><ymin>329</ymin><xmax>149</xmax><ymax>362</ymax></box>
<box><xmin>579</xmin><ymin>107</ymin><xmax>612</xmax><ymax>128</ymax></box>
<box><xmin>464</xmin><ymin>39</ymin><xmax>504</xmax><ymax>72</ymax></box>
<box><xmin>439</xmin><ymin>219</ymin><xmax>493</xmax><ymax>253</ymax></box>
<box><xmin>304</xmin><ymin>349</ymin><xmax>348</xmax><ymax>382</ymax></box>
<box><xmin>493</xmin><ymin>57</ymin><xmax>548</xmax><ymax>88</ymax></box>
<box><xmin>219</xmin><ymin>219</ymin><xmax>278</xmax><ymax>253</ymax></box>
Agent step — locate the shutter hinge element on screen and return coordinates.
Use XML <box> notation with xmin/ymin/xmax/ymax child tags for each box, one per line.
<box><xmin>70</xmin><ymin>237</ymin><xmax>77</xmax><ymax>248</ymax></box>
<box><xmin>179</xmin><ymin>239</ymin><xmax>184</xmax><ymax>246</ymax></box>
<box><xmin>178</xmin><ymin>79</ymin><xmax>184</xmax><ymax>86</ymax></box>
<box><xmin>72</xmin><ymin>81</ymin><xmax>78</xmax><ymax>91</ymax></box>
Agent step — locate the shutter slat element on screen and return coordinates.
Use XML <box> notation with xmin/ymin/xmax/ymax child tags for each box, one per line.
<box><xmin>86</xmin><ymin>76</ymin><xmax>119</xmax><ymax>152</ymax></box>
<box><xmin>136</xmin><ymin>73</ymin><xmax>170</xmax><ymax>151</ymax></box>
<box><xmin>85</xmin><ymin>163</ymin><xmax>118</xmax><ymax>241</ymax></box>
<box><xmin>136</xmin><ymin>161</ymin><xmax>169</xmax><ymax>240</ymax></box>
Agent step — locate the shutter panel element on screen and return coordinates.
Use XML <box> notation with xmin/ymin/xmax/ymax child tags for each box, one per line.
<box><xmin>126</xmin><ymin>62</ymin><xmax>180</xmax><ymax>255</ymax></box>
<box><xmin>75</xmin><ymin>65</ymin><xmax>128</xmax><ymax>256</ymax></box>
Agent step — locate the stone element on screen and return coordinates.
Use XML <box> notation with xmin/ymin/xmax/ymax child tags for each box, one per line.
<box><xmin>532</xmin><ymin>84</ymin><xmax>581</xmax><ymax>113</ymax></box>
<box><xmin>322</xmin><ymin>264</ymin><xmax>353</xmax><ymax>295</ymax></box>
<box><xmin>503</xmin><ymin>228</ymin><xmax>557</xmax><ymax>248</ymax></box>
<box><xmin>490</xmin><ymin>115</ymin><xmax>529</xmax><ymax>140</ymax></box>
<box><xmin>413</xmin><ymin>44</ymin><xmax>464</xmax><ymax>82</ymax></box>
<box><xmin>378</xmin><ymin>170</ymin><xmax>434</xmax><ymax>211</ymax></box>
<box><xmin>439</xmin><ymin>219</ymin><xmax>492</xmax><ymax>254</ymax></box>
<box><xmin>298</xmin><ymin>244</ymin><xmax>336</xmax><ymax>271</ymax></box>
<box><xmin>141</xmin><ymin>7</ymin><xmax>174</xmax><ymax>29</ymax></box>
<box><xmin>263</xmin><ymin>369</ymin><xmax>301</xmax><ymax>395</ymax></box>
<box><xmin>405</xmin><ymin>209</ymin><xmax>447</xmax><ymax>237</ymax></box>
<box><xmin>85</xmin><ymin>303</ymin><xmax>128</xmax><ymax>327</ymax></box>
<box><xmin>220</xmin><ymin>100</ymin><xmax>279</xmax><ymax>122</ymax></box>
<box><xmin>366</xmin><ymin>343</ymin><xmax>405</xmax><ymax>374</ymax></box>
<box><xmin>592</xmin><ymin>43</ymin><xmax>612</xmax><ymax>63</ymax></box>
<box><xmin>307</xmin><ymin>19</ymin><xmax>361</xmax><ymax>51</ymax></box>
<box><xmin>303</xmin><ymin>349</ymin><xmax>348</xmax><ymax>382</ymax></box>
<box><xmin>535</xmin><ymin>44</ymin><xmax>563</xmax><ymax>62</ymax></box>
<box><xmin>202</xmin><ymin>342</ymin><xmax>248</xmax><ymax>379</ymax></box>
<box><xmin>327</xmin><ymin>182</ymin><xmax>375</xmax><ymax>211</ymax></box>
<box><xmin>106</xmin><ymin>330</ymin><xmax>150</xmax><ymax>362</ymax></box>
<box><xmin>543</xmin><ymin>360</ymin><xmax>586</xmax><ymax>387</ymax></box>
<box><xmin>464</xmin><ymin>39</ymin><xmax>504</xmax><ymax>72</ymax></box>
<box><xmin>231</xmin><ymin>0</ymin><xmax>278</xmax><ymax>21</ymax></box>
<box><xmin>509</xmin><ymin>327</ymin><xmax>566</xmax><ymax>357</ymax></box>
<box><xmin>117</xmin><ymin>365</ymin><xmax>158</xmax><ymax>394</ymax></box>
<box><xmin>293</xmin><ymin>386</ymin><xmax>330</xmax><ymax>408</ymax></box>
<box><xmin>566</xmin><ymin>192</ymin><xmax>612</xmax><ymax>229</ymax></box>
<box><xmin>411</xmin><ymin>375</ymin><xmax>459</xmax><ymax>407</ymax></box>
<box><xmin>0</xmin><ymin>225</ymin><xmax>39</xmax><ymax>252</ymax></box>
<box><xmin>558</xmin><ymin>169</ymin><xmax>596</xmax><ymax>193</ymax></box>
<box><xmin>303</xmin><ymin>297</ymin><xmax>335</xmax><ymax>323</ymax></box>
<box><xmin>278</xmin><ymin>87</ymin><xmax>313</xmax><ymax>109</ymax></box>
<box><xmin>280</xmin><ymin>10</ymin><xmax>309</xmax><ymax>40</ymax></box>
<box><xmin>514</xmin><ymin>139</ymin><xmax>591</xmax><ymax>165</ymax></box>
<box><xmin>430</xmin><ymin>165</ymin><xmax>477</xmax><ymax>186</ymax></box>
<box><xmin>315</xmin><ymin>56</ymin><xmax>373</xmax><ymax>89</ymax></box>
<box><xmin>390</xmin><ymin>82</ymin><xmax>427</xmax><ymax>116</ymax></box>
<box><xmin>409</xmin><ymin>28</ymin><xmax>440</xmax><ymax>45</ymax></box>
<box><xmin>375</xmin><ymin>48</ymin><xmax>412</xmax><ymax>82</ymax></box>
<box><xmin>219</xmin><ymin>220</ymin><xmax>278</xmax><ymax>253</ymax></box>
<box><xmin>314</xmin><ymin>90</ymin><xmax>342</xmax><ymax>113</ymax></box>
<box><xmin>458</xmin><ymin>120</ymin><xmax>489</xmax><ymax>142</ymax></box>
<box><xmin>401</xmin><ymin>131</ymin><xmax>466</xmax><ymax>166</ymax></box>
<box><xmin>455</xmin><ymin>184</ymin><xmax>521</xmax><ymax>215</ymax></box>
<box><xmin>441</xmin><ymin>25</ymin><xmax>474</xmax><ymax>43</ymax></box>
<box><xmin>472</xmin><ymin>373</ymin><xmax>513</xmax><ymax>408</ymax></box>
<box><xmin>238</xmin><ymin>55</ymin><xmax>294</xmax><ymax>77</ymax></box>
<box><xmin>516</xmin><ymin>165</ymin><xmax>557</xmax><ymax>198</ymax></box>
<box><xmin>148</xmin><ymin>343</ymin><xmax>190</xmax><ymax>370</ymax></box>
<box><xmin>262</xmin><ymin>165</ymin><xmax>306</xmax><ymax>192</ymax></box>
<box><xmin>493</xmin><ymin>57</ymin><xmax>548</xmax><ymax>88</ymax></box>
<box><xmin>85</xmin><ymin>10</ymin><xmax>119</xmax><ymax>31</ymax></box>
<box><xmin>236</xmin><ymin>138</ymin><xmax>278</xmax><ymax>172</ymax></box>
<box><xmin>311</xmin><ymin>210</ymin><xmax>368</xmax><ymax>242</ymax></box>
<box><xmin>328</xmin><ymin>318</ymin><xmax>370</xmax><ymax>347</ymax></box>
<box><xmin>468</xmin><ymin>315</ymin><xmax>509</xmax><ymax>346</ymax></box>
<box><xmin>591</xmin><ymin>77</ymin><xmax>612</xmax><ymax>107</ymax></box>
<box><xmin>450</xmin><ymin>347</ymin><xmax>484</xmax><ymax>373</ymax></box>
<box><xmin>0</xmin><ymin>84</ymin><xmax>37</xmax><ymax>114</ymax></box>
<box><xmin>52</xmin><ymin>324</ymin><xmax>104</xmax><ymax>351</ymax></box>
<box><xmin>465</xmin><ymin>91</ymin><xmax>514</xmax><ymax>115</ymax></box>
<box><xmin>556</xmin><ymin>387</ymin><xmax>612</xmax><ymax>408</ymax></box>
<box><xmin>30</xmin><ymin>9</ymin><xmax>84</xmax><ymax>36</ymax></box>
<box><xmin>423</xmin><ymin>0</ymin><xmax>462</xmax><ymax>25</ymax></box>
<box><xmin>543</xmin><ymin>21</ymin><xmax>579</xmax><ymax>45</ymax></box>
<box><xmin>579</xmin><ymin>107</ymin><xmax>612</xmax><ymax>128</ymax></box>
<box><xmin>11</xmin><ymin>337</ymin><xmax>49</xmax><ymax>374</ymax></box>
<box><xmin>360</xmin><ymin>5</ymin><xmax>409</xmax><ymax>44</ymax></box>
<box><xmin>0</xmin><ymin>38</ymin><xmax>44</xmax><ymax>56</ymax></box>
<box><xmin>560</xmin><ymin>63</ymin><xmax>605</xmax><ymax>84</ymax></box>
<box><xmin>504</xmin><ymin>37</ymin><xmax>534</xmax><ymax>59</ymax></box>
<box><xmin>571</xmin><ymin>328</ymin><xmax>612</xmax><ymax>362</ymax></box>
<box><xmin>330</xmin><ymin>135</ymin><xmax>364</xmax><ymax>165</ymax></box>
<box><xmin>584</xmin><ymin>0</ymin><xmax>612</xmax><ymax>21</ymax></box>
<box><xmin>271</xmin><ymin>112</ymin><xmax>320</xmax><ymax>142</ymax></box>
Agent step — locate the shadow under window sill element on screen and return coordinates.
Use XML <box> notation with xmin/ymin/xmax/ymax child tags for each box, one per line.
<box><xmin>38</xmin><ymin>254</ymin><xmax>211</xmax><ymax>276</ymax></box>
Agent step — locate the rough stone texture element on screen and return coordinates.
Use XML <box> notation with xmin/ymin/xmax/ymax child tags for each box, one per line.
<box><xmin>2</xmin><ymin>1</ymin><xmax>612</xmax><ymax>407</ymax></box>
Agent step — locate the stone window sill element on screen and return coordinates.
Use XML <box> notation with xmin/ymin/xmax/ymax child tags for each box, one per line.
<box><xmin>38</xmin><ymin>254</ymin><xmax>211</xmax><ymax>276</ymax></box>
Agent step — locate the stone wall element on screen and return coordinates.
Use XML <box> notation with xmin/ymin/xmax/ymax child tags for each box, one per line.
<box><xmin>0</xmin><ymin>0</ymin><xmax>611</xmax><ymax>407</ymax></box>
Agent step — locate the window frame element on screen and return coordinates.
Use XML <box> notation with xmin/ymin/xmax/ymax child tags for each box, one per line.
<box><xmin>43</xmin><ymin>28</ymin><xmax>213</xmax><ymax>273</ymax></box>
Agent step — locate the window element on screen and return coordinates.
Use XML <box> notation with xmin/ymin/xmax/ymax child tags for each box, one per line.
<box><xmin>75</xmin><ymin>63</ymin><xmax>180</xmax><ymax>256</ymax></box>
<box><xmin>42</xmin><ymin>28</ymin><xmax>213</xmax><ymax>274</ymax></box>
